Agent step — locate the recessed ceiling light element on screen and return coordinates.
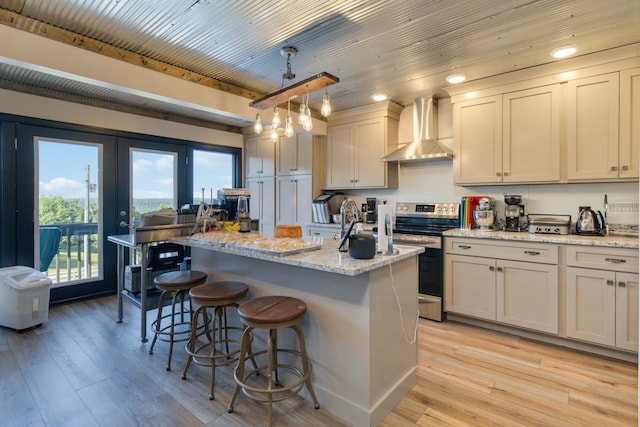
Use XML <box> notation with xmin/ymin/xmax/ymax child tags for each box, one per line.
<box><xmin>371</xmin><ymin>92</ymin><xmax>389</xmax><ymax>102</ymax></box>
<box><xmin>550</xmin><ymin>45</ymin><xmax>577</xmax><ymax>59</ymax></box>
<box><xmin>446</xmin><ymin>73</ymin><xmax>466</xmax><ymax>84</ymax></box>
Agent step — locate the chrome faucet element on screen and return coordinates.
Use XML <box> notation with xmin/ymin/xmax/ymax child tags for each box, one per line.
<box><xmin>339</xmin><ymin>198</ymin><xmax>360</xmax><ymax>240</ymax></box>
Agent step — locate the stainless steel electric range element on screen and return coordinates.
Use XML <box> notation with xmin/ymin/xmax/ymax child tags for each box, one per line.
<box><xmin>392</xmin><ymin>202</ymin><xmax>460</xmax><ymax>321</ymax></box>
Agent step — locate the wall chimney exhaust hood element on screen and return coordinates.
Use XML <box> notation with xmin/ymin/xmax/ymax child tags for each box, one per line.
<box><xmin>382</xmin><ymin>97</ymin><xmax>453</xmax><ymax>163</ymax></box>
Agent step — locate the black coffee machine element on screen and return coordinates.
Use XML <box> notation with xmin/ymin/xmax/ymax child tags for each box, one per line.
<box><xmin>504</xmin><ymin>194</ymin><xmax>525</xmax><ymax>231</ymax></box>
<box><xmin>366</xmin><ymin>198</ymin><xmax>377</xmax><ymax>224</ymax></box>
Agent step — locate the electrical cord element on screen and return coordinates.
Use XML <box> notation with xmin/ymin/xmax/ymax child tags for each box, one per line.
<box><xmin>386</xmin><ymin>257</ymin><xmax>420</xmax><ymax>345</ymax></box>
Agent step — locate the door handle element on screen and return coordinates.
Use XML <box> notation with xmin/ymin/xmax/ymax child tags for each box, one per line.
<box><xmin>607</xmin><ymin>280</ymin><xmax>614</xmax><ymax>286</ymax></box>
<box><xmin>458</xmin><ymin>245</ymin><xmax>472</xmax><ymax>249</ymax></box>
<box><xmin>524</xmin><ymin>251</ymin><xmax>540</xmax><ymax>256</ymax></box>
<box><xmin>618</xmin><ymin>281</ymin><xmax>626</xmax><ymax>287</ymax></box>
<box><xmin>605</xmin><ymin>258</ymin><xmax>626</xmax><ymax>264</ymax></box>
<box><xmin>119</xmin><ymin>221</ymin><xmax>129</xmax><ymax>228</ymax></box>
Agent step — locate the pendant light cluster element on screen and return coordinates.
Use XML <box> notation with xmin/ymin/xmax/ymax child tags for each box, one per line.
<box><xmin>250</xmin><ymin>46</ymin><xmax>339</xmax><ymax>142</ymax></box>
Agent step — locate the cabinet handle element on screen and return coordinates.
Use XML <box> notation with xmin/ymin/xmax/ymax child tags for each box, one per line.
<box><xmin>503</xmin><ymin>172</ymin><xmax>509</xmax><ymax>176</ymax></box>
<box><xmin>622</xmin><ymin>165</ymin><xmax>629</xmax><ymax>171</ymax></box>
<box><xmin>524</xmin><ymin>251</ymin><xmax>540</xmax><ymax>256</ymax></box>
<box><xmin>497</xmin><ymin>267</ymin><xmax>503</xmax><ymax>272</ymax></box>
<box><xmin>610</xmin><ymin>166</ymin><xmax>618</xmax><ymax>171</ymax></box>
<box><xmin>607</xmin><ymin>280</ymin><xmax>614</xmax><ymax>286</ymax></box>
<box><xmin>489</xmin><ymin>266</ymin><xmax>495</xmax><ymax>271</ymax></box>
<box><xmin>458</xmin><ymin>245</ymin><xmax>472</xmax><ymax>249</ymax></box>
<box><xmin>618</xmin><ymin>281</ymin><xmax>626</xmax><ymax>287</ymax></box>
<box><xmin>496</xmin><ymin>172</ymin><xmax>502</xmax><ymax>177</ymax></box>
<box><xmin>605</xmin><ymin>258</ymin><xmax>626</xmax><ymax>264</ymax></box>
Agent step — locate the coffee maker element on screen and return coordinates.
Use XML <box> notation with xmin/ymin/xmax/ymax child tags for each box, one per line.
<box><xmin>504</xmin><ymin>194</ymin><xmax>525</xmax><ymax>231</ymax></box>
<box><xmin>365</xmin><ymin>198</ymin><xmax>377</xmax><ymax>224</ymax></box>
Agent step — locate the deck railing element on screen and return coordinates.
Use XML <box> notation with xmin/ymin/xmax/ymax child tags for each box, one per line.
<box><xmin>43</xmin><ymin>222</ymin><xmax>99</xmax><ymax>284</ymax></box>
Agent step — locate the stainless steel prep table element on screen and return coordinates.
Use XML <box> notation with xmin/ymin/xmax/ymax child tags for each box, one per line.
<box><xmin>108</xmin><ymin>223</ymin><xmax>194</xmax><ymax>341</ymax></box>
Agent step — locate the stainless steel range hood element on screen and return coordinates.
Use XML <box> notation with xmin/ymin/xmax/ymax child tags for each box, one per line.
<box><xmin>382</xmin><ymin>97</ymin><xmax>453</xmax><ymax>162</ymax></box>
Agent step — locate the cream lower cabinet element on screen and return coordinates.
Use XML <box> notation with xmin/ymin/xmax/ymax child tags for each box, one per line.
<box><xmin>276</xmin><ymin>175</ymin><xmax>312</xmax><ymax>226</ymax></box>
<box><xmin>445</xmin><ymin>238</ymin><xmax>559</xmax><ymax>333</ymax></box>
<box><xmin>246</xmin><ymin>176</ymin><xmax>275</xmax><ymax>237</ymax></box>
<box><xmin>565</xmin><ymin>245</ymin><xmax>639</xmax><ymax>351</ymax></box>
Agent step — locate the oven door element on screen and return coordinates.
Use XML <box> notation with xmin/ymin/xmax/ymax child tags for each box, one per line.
<box><xmin>393</xmin><ymin>234</ymin><xmax>445</xmax><ymax>321</ymax></box>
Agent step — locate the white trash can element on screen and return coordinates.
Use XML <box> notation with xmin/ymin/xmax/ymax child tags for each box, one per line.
<box><xmin>0</xmin><ymin>266</ymin><xmax>52</xmax><ymax>330</ymax></box>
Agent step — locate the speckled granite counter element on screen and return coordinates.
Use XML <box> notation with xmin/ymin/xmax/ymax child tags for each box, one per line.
<box><xmin>170</xmin><ymin>234</ymin><xmax>420</xmax><ymax>426</ymax></box>
<box><xmin>172</xmin><ymin>235</ymin><xmax>423</xmax><ymax>276</ymax></box>
<box><xmin>443</xmin><ymin>228</ymin><xmax>638</xmax><ymax>249</ymax></box>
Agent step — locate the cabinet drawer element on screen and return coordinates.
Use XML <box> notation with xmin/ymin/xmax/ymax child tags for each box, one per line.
<box><xmin>566</xmin><ymin>245</ymin><xmax>639</xmax><ymax>273</ymax></box>
<box><xmin>446</xmin><ymin>238</ymin><xmax>557</xmax><ymax>264</ymax></box>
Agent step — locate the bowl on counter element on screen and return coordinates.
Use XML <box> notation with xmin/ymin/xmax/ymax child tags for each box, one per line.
<box><xmin>473</xmin><ymin>209</ymin><xmax>495</xmax><ymax>229</ymax></box>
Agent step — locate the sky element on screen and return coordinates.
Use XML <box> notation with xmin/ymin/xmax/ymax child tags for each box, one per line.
<box><xmin>38</xmin><ymin>141</ymin><xmax>233</xmax><ymax>203</ymax></box>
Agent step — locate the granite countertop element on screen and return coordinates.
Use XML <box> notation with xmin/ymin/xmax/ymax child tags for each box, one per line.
<box><xmin>170</xmin><ymin>235</ymin><xmax>423</xmax><ymax>276</ymax></box>
<box><xmin>443</xmin><ymin>228</ymin><xmax>639</xmax><ymax>249</ymax></box>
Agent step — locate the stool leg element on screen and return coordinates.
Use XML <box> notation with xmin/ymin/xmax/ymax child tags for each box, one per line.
<box><xmin>269</xmin><ymin>328</ymin><xmax>281</xmax><ymax>387</ymax></box>
<box><xmin>209</xmin><ymin>305</ymin><xmax>218</xmax><ymax>400</ymax></box>
<box><xmin>165</xmin><ymin>290</ymin><xmax>182</xmax><ymax>371</ymax></box>
<box><xmin>267</xmin><ymin>328</ymin><xmax>276</xmax><ymax>427</ymax></box>
<box><xmin>182</xmin><ymin>304</ymin><xmax>204</xmax><ymax>380</ymax></box>
<box><xmin>149</xmin><ymin>290</ymin><xmax>169</xmax><ymax>355</ymax></box>
<box><xmin>228</xmin><ymin>325</ymin><xmax>253</xmax><ymax>413</ymax></box>
<box><xmin>292</xmin><ymin>324</ymin><xmax>320</xmax><ymax>409</ymax></box>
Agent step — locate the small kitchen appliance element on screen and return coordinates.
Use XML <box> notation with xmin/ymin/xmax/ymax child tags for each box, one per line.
<box><xmin>222</xmin><ymin>188</ymin><xmax>250</xmax><ymax>222</ymax></box>
<box><xmin>575</xmin><ymin>206</ymin><xmax>606</xmax><ymax>236</ymax></box>
<box><xmin>312</xmin><ymin>191</ymin><xmax>346</xmax><ymax>224</ymax></box>
<box><xmin>237</xmin><ymin>195</ymin><xmax>251</xmax><ymax>233</ymax></box>
<box><xmin>504</xmin><ymin>194</ymin><xmax>525</xmax><ymax>232</ymax></box>
<box><xmin>366</xmin><ymin>197</ymin><xmax>377</xmax><ymax>224</ymax></box>
<box><xmin>473</xmin><ymin>196</ymin><xmax>495</xmax><ymax>231</ymax></box>
<box><xmin>527</xmin><ymin>214</ymin><xmax>571</xmax><ymax>235</ymax></box>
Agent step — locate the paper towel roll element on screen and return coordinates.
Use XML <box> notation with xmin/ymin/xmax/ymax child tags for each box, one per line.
<box><xmin>377</xmin><ymin>204</ymin><xmax>394</xmax><ymax>253</ymax></box>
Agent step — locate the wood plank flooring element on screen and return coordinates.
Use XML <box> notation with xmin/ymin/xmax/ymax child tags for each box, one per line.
<box><xmin>0</xmin><ymin>295</ymin><xmax>636</xmax><ymax>426</ymax></box>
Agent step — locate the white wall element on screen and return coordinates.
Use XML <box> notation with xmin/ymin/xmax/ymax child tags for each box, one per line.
<box><xmin>0</xmin><ymin>88</ymin><xmax>244</xmax><ymax>148</ymax></box>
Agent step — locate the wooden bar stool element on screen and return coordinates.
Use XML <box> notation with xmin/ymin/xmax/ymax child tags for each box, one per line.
<box><xmin>149</xmin><ymin>270</ymin><xmax>207</xmax><ymax>371</ymax></box>
<box><xmin>228</xmin><ymin>296</ymin><xmax>319</xmax><ymax>426</ymax></box>
<box><xmin>181</xmin><ymin>281</ymin><xmax>250</xmax><ymax>400</ymax></box>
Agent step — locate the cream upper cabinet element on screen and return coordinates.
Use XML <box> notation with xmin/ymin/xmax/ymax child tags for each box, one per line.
<box><xmin>619</xmin><ymin>67</ymin><xmax>640</xmax><ymax>179</ymax></box>
<box><xmin>565</xmin><ymin>245</ymin><xmax>639</xmax><ymax>351</ymax></box>
<box><xmin>325</xmin><ymin>102</ymin><xmax>401</xmax><ymax>189</ymax></box>
<box><xmin>276</xmin><ymin>133</ymin><xmax>313</xmax><ymax>176</ymax></box>
<box><xmin>566</xmin><ymin>72</ymin><xmax>620</xmax><ymax>181</ymax></box>
<box><xmin>246</xmin><ymin>134</ymin><xmax>275</xmax><ymax>178</ymax></box>
<box><xmin>502</xmin><ymin>85</ymin><xmax>561</xmax><ymax>183</ymax></box>
<box><xmin>453</xmin><ymin>95</ymin><xmax>502</xmax><ymax>184</ymax></box>
<box><xmin>453</xmin><ymin>85</ymin><xmax>560</xmax><ymax>185</ymax></box>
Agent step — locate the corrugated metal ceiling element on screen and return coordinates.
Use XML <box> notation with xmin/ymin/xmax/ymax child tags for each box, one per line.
<box><xmin>0</xmin><ymin>0</ymin><xmax>638</xmax><ymax>128</ymax></box>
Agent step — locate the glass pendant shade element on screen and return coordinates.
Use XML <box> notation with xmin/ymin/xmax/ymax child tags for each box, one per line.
<box><xmin>321</xmin><ymin>90</ymin><xmax>331</xmax><ymax>117</ymax></box>
<box><xmin>253</xmin><ymin>113</ymin><xmax>263</xmax><ymax>134</ymax></box>
<box><xmin>298</xmin><ymin>97</ymin><xmax>308</xmax><ymax>125</ymax></box>
<box><xmin>284</xmin><ymin>115</ymin><xmax>294</xmax><ymax>137</ymax></box>
<box><xmin>271</xmin><ymin>105</ymin><xmax>281</xmax><ymax>127</ymax></box>
<box><xmin>270</xmin><ymin>125</ymin><xmax>279</xmax><ymax>142</ymax></box>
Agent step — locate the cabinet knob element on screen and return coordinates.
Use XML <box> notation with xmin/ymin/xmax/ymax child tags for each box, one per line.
<box><xmin>503</xmin><ymin>172</ymin><xmax>510</xmax><ymax>176</ymax></box>
<box><xmin>496</xmin><ymin>172</ymin><xmax>502</xmax><ymax>177</ymax></box>
<box><xmin>618</xmin><ymin>281</ymin><xmax>626</xmax><ymax>287</ymax></box>
<box><xmin>497</xmin><ymin>267</ymin><xmax>503</xmax><ymax>272</ymax></box>
<box><xmin>605</xmin><ymin>258</ymin><xmax>626</xmax><ymax>264</ymax></box>
<box><xmin>610</xmin><ymin>166</ymin><xmax>618</xmax><ymax>171</ymax></box>
<box><xmin>622</xmin><ymin>165</ymin><xmax>629</xmax><ymax>171</ymax></box>
<box><xmin>607</xmin><ymin>280</ymin><xmax>614</xmax><ymax>286</ymax></box>
<box><xmin>489</xmin><ymin>266</ymin><xmax>495</xmax><ymax>271</ymax></box>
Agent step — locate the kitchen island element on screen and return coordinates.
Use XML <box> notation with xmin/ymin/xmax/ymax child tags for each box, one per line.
<box><xmin>171</xmin><ymin>234</ymin><xmax>423</xmax><ymax>427</ymax></box>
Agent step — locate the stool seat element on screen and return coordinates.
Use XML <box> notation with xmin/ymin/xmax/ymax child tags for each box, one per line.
<box><xmin>238</xmin><ymin>296</ymin><xmax>306</xmax><ymax>325</ymax></box>
<box><xmin>190</xmin><ymin>281</ymin><xmax>248</xmax><ymax>302</ymax></box>
<box><xmin>154</xmin><ymin>270</ymin><xmax>207</xmax><ymax>290</ymax></box>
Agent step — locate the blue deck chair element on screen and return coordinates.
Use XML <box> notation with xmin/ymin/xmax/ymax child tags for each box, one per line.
<box><xmin>40</xmin><ymin>226</ymin><xmax>62</xmax><ymax>272</ymax></box>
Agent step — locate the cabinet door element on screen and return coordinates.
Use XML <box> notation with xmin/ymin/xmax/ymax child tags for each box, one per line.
<box><xmin>276</xmin><ymin>133</ymin><xmax>313</xmax><ymax>176</ymax></box>
<box><xmin>247</xmin><ymin>176</ymin><xmax>275</xmax><ymax>237</ymax></box>
<box><xmin>293</xmin><ymin>175</ymin><xmax>312</xmax><ymax>225</ymax></box>
<box><xmin>445</xmin><ymin>254</ymin><xmax>496</xmax><ymax>320</ymax></box>
<box><xmin>566</xmin><ymin>267</ymin><xmax>616</xmax><ymax>346</ymax></box>
<box><xmin>246</xmin><ymin>135</ymin><xmax>275</xmax><ymax>178</ymax></box>
<box><xmin>502</xmin><ymin>85</ymin><xmax>560</xmax><ymax>183</ymax></box>
<box><xmin>567</xmin><ymin>73</ymin><xmax>620</xmax><ymax>180</ymax></box>
<box><xmin>496</xmin><ymin>260</ymin><xmax>558</xmax><ymax>334</ymax></box>
<box><xmin>453</xmin><ymin>95</ymin><xmax>503</xmax><ymax>184</ymax></box>
<box><xmin>354</xmin><ymin>118</ymin><xmax>385</xmax><ymax>188</ymax></box>
<box><xmin>619</xmin><ymin>68</ymin><xmax>640</xmax><ymax>179</ymax></box>
<box><xmin>276</xmin><ymin>177</ymin><xmax>294</xmax><ymax>225</ymax></box>
<box><xmin>616</xmin><ymin>272</ymin><xmax>639</xmax><ymax>351</ymax></box>
<box><xmin>326</xmin><ymin>123</ymin><xmax>354</xmax><ymax>188</ymax></box>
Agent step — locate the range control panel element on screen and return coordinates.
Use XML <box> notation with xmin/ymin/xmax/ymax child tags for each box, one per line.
<box><xmin>395</xmin><ymin>202</ymin><xmax>460</xmax><ymax>219</ymax></box>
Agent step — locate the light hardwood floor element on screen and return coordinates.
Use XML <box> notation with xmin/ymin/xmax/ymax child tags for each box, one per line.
<box><xmin>0</xmin><ymin>295</ymin><xmax>636</xmax><ymax>426</ymax></box>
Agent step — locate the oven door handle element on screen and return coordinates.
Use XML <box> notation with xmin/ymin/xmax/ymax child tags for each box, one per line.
<box><xmin>418</xmin><ymin>295</ymin><xmax>440</xmax><ymax>304</ymax></box>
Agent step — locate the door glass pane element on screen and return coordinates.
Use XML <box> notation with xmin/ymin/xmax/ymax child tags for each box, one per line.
<box><xmin>131</xmin><ymin>149</ymin><xmax>177</xmax><ymax>226</ymax></box>
<box><xmin>36</xmin><ymin>139</ymin><xmax>102</xmax><ymax>287</ymax></box>
<box><xmin>192</xmin><ymin>149</ymin><xmax>233</xmax><ymax>205</ymax></box>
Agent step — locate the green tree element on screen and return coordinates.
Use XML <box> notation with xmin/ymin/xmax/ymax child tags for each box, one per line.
<box><xmin>39</xmin><ymin>196</ymin><xmax>84</xmax><ymax>225</ymax></box>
